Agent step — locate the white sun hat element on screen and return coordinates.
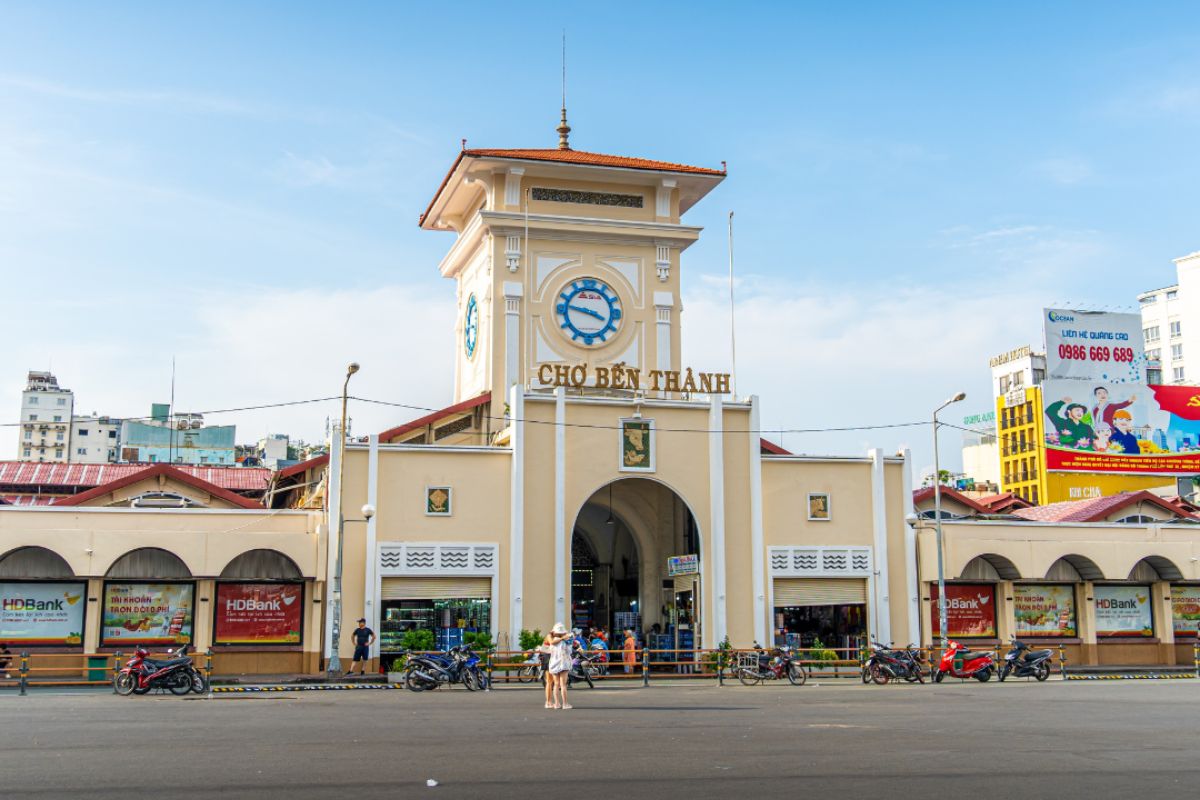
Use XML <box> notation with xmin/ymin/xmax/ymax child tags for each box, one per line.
<box><xmin>551</xmin><ymin>622</ymin><xmax>568</xmax><ymax>634</ymax></box>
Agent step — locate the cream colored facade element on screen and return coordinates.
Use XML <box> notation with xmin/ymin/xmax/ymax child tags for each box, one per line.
<box><xmin>7</xmin><ymin>137</ymin><xmax>1200</xmax><ymax>676</ymax></box>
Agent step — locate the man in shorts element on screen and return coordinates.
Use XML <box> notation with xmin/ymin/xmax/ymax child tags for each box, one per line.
<box><xmin>346</xmin><ymin>618</ymin><xmax>375</xmax><ymax>676</ymax></box>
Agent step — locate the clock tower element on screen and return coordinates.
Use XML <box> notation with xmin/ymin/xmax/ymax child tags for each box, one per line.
<box><xmin>419</xmin><ymin>122</ymin><xmax>725</xmax><ymax>417</ymax></box>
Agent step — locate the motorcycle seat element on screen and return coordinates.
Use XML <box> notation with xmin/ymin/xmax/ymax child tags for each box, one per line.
<box><xmin>145</xmin><ymin>657</ymin><xmax>190</xmax><ymax>668</ymax></box>
<box><xmin>1024</xmin><ymin>649</ymin><xmax>1053</xmax><ymax>661</ymax></box>
<box><xmin>959</xmin><ymin>651</ymin><xmax>991</xmax><ymax>660</ymax></box>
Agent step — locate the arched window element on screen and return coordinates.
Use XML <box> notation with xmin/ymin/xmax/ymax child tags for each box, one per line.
<box><xmin>106</xmin><ymin>548</ymin><xmax>191</xmax><ymax>579</ymax></box>
<box><xmin>219</xmin><ymin>549</ymin><xmax>303</xmax><ymax>580</ymax></box>
<box><xmin>1115</xmin><ymin>514</ymin><xmax>1157</xmax><ymax>524</ymax></box>
<box><xmin>0</xmin><ymin>546</ymin><xmax>74</xmax><ymax>578</ymax></box>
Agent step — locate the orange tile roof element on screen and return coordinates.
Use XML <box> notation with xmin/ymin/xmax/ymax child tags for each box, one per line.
<box><xmin>421</xmin><ymin>147</ymin><xmax>725</xmax><ymax>226</ymax></box>
<box><xmin>462</xmin><ymin>148</ymin><xmax>726</xmax><ymax>176</ymax></box>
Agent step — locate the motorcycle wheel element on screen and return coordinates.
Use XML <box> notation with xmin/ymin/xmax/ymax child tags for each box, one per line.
<box><xmin>517</xmin><ymin>665</ymin><xmax>536</xmax><ymax>684</ymax></box>
<box><xmin>404</xmin><ymin>666</ymin><xmax>430</xmax><ymax>692</ymax></box>
<box><xmin>869</xmin><ymin>663</ymin><xmax>890</xmax><ymax>685</ymax></box>
<box><xmin>998</xmin><ymin>664</ymin><xmax>1010</xmax><ymax>682</ymax></box>
<box><xmin>190</xmin><ymin>670</ymin><xmax>208</xmax><ymax>694</ymax></box>
<box><xmin>913</xmin><ymin>667</ymin><xmax>926</xmax><ymax>684</ymax></box>
<box><xmin>1035</xmin><ymin>662</ymin><xmax>1050</xmax><ymax>682</ymax></box>
<box><xmin>737</xmin><ymin>668</ymin><xmax>762</xmax><ymax>687</ymax></box>
<box><xmin>114</xmin><ymin>672</ymin><xmax>135</xmax><ymax>696</ymax></box>
<box><xmin>975</xmin><ymin>667</ymin><xmax>992</xmax><ymax>683</ymax></box>
<box><xmin>786</xmin><ymin>663</ymin><xmax>807</xmax><ymax>686</ymax></box>
<box><xmin>462</xmin><ymin>670</ymin><xmax>478</xmax><ymax>691</ymax></box>
<box><xmin>932</xmin><ymin>669</ymin><xmax>945</xmax><ymax>683</ymax></box>
<box><xmin>168</xmin><ymin>671</ymin><xmax>192</xmax><ymax>696</ymax></box>
<box><xmin>475</xmin><ymin>670</ymin><xmax>491</xmax><ymax>690</ymax></box>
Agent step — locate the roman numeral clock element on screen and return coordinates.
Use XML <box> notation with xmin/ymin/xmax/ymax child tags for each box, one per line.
<box><xmin>555</xmin><ymin>278</ymin><xmax>622</xmax><ymax>346</ymax></box>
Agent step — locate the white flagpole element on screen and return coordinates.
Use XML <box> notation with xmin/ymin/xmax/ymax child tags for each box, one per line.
<box><xmin>728</xmin><ymin>211</ymin><xmax>737</xmax><ymax>399</ymax></box>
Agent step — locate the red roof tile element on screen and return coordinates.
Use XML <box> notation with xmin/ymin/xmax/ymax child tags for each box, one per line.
<box><xmin>1010</xmin><ymin>491</ymin><xmax>1194</xmax><ymax>523</ymax></box>
<box><xmin>911</xmin><ymin>486</ymin><xmax>991</xmax><ymax>514</ymax></box>
<box><xmin>421</xmin><ymin>147</ymin><xmax>725</xmax><ymax>226</ymax></box>
<box><xmin>0</xmin><ymin>462</ymin><xmax>271</xmax><ymax>492</ymax></box>
<box><xmin>760</xmin><ymin>438</ymin><xmax>792</xmax><ymax>455</ymax></box>
<box><xmin>462</xmin><ymin>148</ymin><xmax>725</xmax><ymax>176</ymax></box>
<box><xmin>54</xmin><ymin>464</ymin><xmax>262</xmax><ymax>509</ymax></box>
<box><xmin>378</xmin><ymin>392</ymin><xmax>492</xmax><ymax>444</ymax></box>
<box><xmin>276</xmin><ymin>453</ymin><xmax>329</xmax><ymax>480</ymax></box>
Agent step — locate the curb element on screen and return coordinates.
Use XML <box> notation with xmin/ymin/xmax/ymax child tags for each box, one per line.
<box><xmin>211</xmin><ymin>683</ymin><xmax>403</xmax><ymax>693</ymax></box>
<box><xmin>1064</xmin><ymin>673</ymin><xmax>1196</xmax><ymax>681</ymax></box>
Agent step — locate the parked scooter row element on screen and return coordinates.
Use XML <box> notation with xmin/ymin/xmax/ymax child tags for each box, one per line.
<box><xmin>404</xmin><ymin>644</ymin><xmax>490</xmax><ymax>692</ymax></box>
<box><xmin>861</xmin><ymin>638</ymin><xmax>1053</xmax><ymax>684</ymax></box>
<box><xmin>113</xmin><ymin>645</ymin><xmax>207</xmax><ymax>696</ymax></box>
<box><xmin>862</xmin><ymin>642</ymin><xmax>925</xmax><ymax>684</ymax></box>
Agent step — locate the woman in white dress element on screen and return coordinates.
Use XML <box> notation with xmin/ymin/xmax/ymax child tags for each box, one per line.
<box><xmin>543</xmin><ymin>622</ymin><xmax>574</xmax><ymax>710</ymax></box>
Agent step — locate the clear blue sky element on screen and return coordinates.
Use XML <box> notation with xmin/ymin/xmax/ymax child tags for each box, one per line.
<box><xmin>3</xmin><ymin>2</ymin><xmax>1198</xmax><ymax>476</ymax></box>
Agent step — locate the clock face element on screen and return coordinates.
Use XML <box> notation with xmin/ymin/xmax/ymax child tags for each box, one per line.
<box><xmin>463</xmin><ymin>293</ymin><xmax>478</xmax><ymax>358</ymax></box>
<box><xmin>555</xmin><ymin>278</ymin><xmax>622</xmax><ymax>346</ymax></box>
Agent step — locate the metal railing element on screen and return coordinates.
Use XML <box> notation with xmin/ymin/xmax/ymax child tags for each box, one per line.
<box><xmin>1</xmin><ymin>650</ymin><xmax>213</xmax><ymax>694</ymax></box>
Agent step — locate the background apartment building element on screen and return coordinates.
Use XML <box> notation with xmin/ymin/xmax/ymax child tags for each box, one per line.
<box><xmin>1139</xmin><ymin>250</ymin><xmax>1200</xmax><ymax>385</ymax></box>
<box><xmin>18</xmin><ymin>371</ymin><xmax>74</xmax><ymax>463</ymax></box>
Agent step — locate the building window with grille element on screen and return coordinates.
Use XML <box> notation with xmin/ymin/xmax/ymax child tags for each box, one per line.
<box><xmin>1148</xmin><ymin>368</ymin><xmax>1163</xmax><ymax>384</ymax></box>
<box><xmin>1174</xmin><ymin>366</ymin><xmax>1186</xmax><ymax>383</ymax></box>
<box><xmin>1171</xmin><ymin>320</ymin><xmax>1182</xmax><ymax>338</ymax></box>
<box><xmin>1148</xmin><ymin>348</ymin><xmax>1161</xmax><ymax>362</ymax></box>
<box><xmin>1172</xmin><ymin>343</ymin><xmax>1183</xmax><ymax>360</ymax></box>
<box><xmin>55</xmin><ymin>448</ymin><xmax>63</xmax><ymax>458</ymax></box>
<box><xmin>1145</xmin><ymin>326</ymin><xmax>1160</xmax><ymax>343</ymax></box>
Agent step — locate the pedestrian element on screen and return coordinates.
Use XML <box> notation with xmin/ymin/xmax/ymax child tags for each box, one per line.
<box><xmin>345</xmin><ymin>618</ymin><xmax>375</xmax><ymax>677</ymax></box>
<box><xmin>622</xmin><ymin>628</ymin><xmax>637</xmax><ymax>674</ymax></box>
<box><xmin>543</xmin><ymin>622</ymin><xmax>574</xmax><ymax>710</ymax></box>
<box><xmin>0</xmin><ymin>642</ymin><xmax>10</xmax><ymax>679</ymax></box>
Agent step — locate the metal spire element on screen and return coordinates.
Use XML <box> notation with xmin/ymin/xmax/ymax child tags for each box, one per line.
<box><xmin>556</xmin><ymin>32</ymin><xmax>571</xmax><ymax>150</ymax></box>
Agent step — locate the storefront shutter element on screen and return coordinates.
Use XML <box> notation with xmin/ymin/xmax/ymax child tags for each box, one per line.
<box><xmin>380</xmin><ymin>576</ymin><xmax>492</xmax><ymax>601</ymax></box>
<box><xmin>773</xmin><ymin>578</ymin><xmax>867</xmax><ymax>607</ymax></box>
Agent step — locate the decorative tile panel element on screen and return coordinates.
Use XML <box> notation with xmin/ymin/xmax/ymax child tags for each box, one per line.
<box><xmin>379</xmin><ymin>543</ymin><xmax>498</xmax><ymax>576</ymax></box>
<box><xmin>769</xmin><ymin>546</ymin><xmax>872</xmax><ymax>577</ymax></box>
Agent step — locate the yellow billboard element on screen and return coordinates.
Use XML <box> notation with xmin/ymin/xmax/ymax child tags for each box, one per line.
<box><xmin>1045</xmin><ymin>472</ymin><xmax>1175</xmax><ymax>504</ymax></box>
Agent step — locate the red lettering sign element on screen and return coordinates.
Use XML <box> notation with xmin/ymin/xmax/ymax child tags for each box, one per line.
<box><xmin>930</xmin><ymin>583</ymin><xmax>997</xmax><ymax>638</ymax></box>
<box><xmin>213</xmin><ymin>583</ymin><xmax>303</xmax><ymax>645</ymax></box>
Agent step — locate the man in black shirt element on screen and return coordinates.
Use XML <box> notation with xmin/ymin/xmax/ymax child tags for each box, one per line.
<box><xmin>346</xmin><ymin>619</ymin><xmax>375</xmax><ymax>676</ymax></box>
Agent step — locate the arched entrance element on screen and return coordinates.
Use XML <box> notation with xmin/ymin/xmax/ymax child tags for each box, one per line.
<box><xmin>570</xmin><ymin>478</ymin><xmax>700</xmax><ymax>650</ymax></box>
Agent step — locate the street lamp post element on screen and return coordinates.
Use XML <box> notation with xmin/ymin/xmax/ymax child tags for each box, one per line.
<box><xmin>328</xmin><ymin>362</ymin><xmax>360</xmax><ymax>678</ymax></box>
<box><xmin>932</xmin><ymin>390</ymin><xmax>966</xmax><ymax>648</ymax></box>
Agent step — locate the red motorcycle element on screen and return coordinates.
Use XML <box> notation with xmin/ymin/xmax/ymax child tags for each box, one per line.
<box><xmin>932</xmin><ymin>639</ymin><xmax>995</xmax><ymax>683</ymax></box>
<box><xmin>114</xmin><ymin>645</ymin><xmax>206</xmax><ymax>696</ymax></box>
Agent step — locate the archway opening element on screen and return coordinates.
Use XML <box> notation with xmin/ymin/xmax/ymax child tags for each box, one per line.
<box><xmin>959</xmin><ymin>553</ymin><xmax>1021</xmax><ymax>581</ymax></box>
<box><xmin>1129</xmin><ymin>556</ymin><xmax>1184</xmax><ymax>582</ymax></box>
<box><xmin>570</xmin><ymin>478</ymin><xmax>700</xmax><ymax>653</ymax></box>
<box><xmin>220</xmin><ymin>549</ymin><xmax>303</xmax><ymax>580</ymax></box>
<box><xmin>0</xmin><ymin>546</ymin><xmax>74</xmax><ymax>578</ymax></box>
<box><xmin>1046</xmin><ymin>554</ymin><xmax>1104</xmax><ymax>582</ymax></box>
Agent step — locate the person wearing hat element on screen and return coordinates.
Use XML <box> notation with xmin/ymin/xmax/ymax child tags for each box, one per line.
<box><xmin>346</xmin><ymin>618</ymin><xmax>375</xmax><ymax>677</ymax></box>
<box><xmin>542</xmin><ymin>622</ymin><xmax>574</xmax><ymax>709</ymax></box>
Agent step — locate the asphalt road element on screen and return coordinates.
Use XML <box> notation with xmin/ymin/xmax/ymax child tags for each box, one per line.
<box><xmin>2</xmin><ymin>680</ymin><xmax>1198</xmax><ymax>799</ymax></box>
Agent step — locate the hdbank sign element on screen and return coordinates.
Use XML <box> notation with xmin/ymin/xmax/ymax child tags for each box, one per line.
<box><xmin>1043</xmin><ymin>308</ymin><xmax>1146</xmax><ymax>383</ymax></box>
<box><xmin>0</xmin><ymin>582</ymin><xmax>87</xmax><ymax>645</ymax></box>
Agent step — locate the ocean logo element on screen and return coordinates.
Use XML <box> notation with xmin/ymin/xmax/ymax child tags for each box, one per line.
<box><xmin>1048</xmin><ymin>310</ymin><xmax>1075</xmax><ymax>323</ymax></box>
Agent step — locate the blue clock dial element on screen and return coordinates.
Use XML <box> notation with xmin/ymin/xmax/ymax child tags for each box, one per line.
<box><xmin>463</xmin><ymin>293</ymin><xmax>479</xmax><ymax>358</ymax></box>
<box><xmin>555</xmin><ymin>278</ymin><xmax>622</xmax><ymax>346</ymax></box>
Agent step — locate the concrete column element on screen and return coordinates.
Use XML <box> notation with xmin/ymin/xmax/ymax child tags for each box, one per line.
<box><xmin>707</xmin><ymin>394</ymin><xmax>727</xmax><ymax>647</ymax></box>
<box><xmin>653</xmin><ymin>292</ymin><xmax>673</xmax><ymax>394</ymax></box>
<box><xmin>868</xmin><ymin>449</ymin><xmax>891</xmax><ymax>645</ymax></box>
<box><xmin>503</xmin><ymin>282</ymin><xmax>523</xmax><ymax>392</ymax></box>
<box><xmin>996</xmin><ymin>580</ymin><xmax>1016</xmax><ymax>643</ymax></box>
<box><xmin>84</xmin><ymin>578</ymin><xmax>104</xmax><ymax>651</ymax></box>
<box><xmin>554</xmin><ymin>387</ymin><xmax>567</xmax><ymax>625</ymax></box>
<box><xmin>748</xmin><ymin>395</ymin><xmax>766</xmax><ymax>645</ymax></box>
<box><xmin>365</xmin><ymin>434</ymin><xmax>380</xmax><ymax>659</ymax></box>
<box><xmin>193</xmin><ymin>579</ymin><xmax>215</xmax><ymax>651</ymax></box>
<box><xmin>1153</xmin><ymin>581</ymin><xmax>1176</xmax><ymax>665</ymax></box>
<box><xmin>1079</xmin><ymin>581</ymin><xmax>1097</xmax><ymax>665</ymax></box>
<box><xmin>508</xmin><ymin>385</ymin><xmax>525</xmax><ymax>649</ymax></box>
<box><xmin>901</xmin><ymin>449</ymin><xmax>921</xmax><ymax>645</ymax></box>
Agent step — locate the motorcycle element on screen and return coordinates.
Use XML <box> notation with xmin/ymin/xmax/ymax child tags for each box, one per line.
<box><xmin>567</xmin><ymin>645</ymin><xmax>600</xmax><ymax>688</ymax></box>
<box><xmin>114</xmin><ymin>644</ymin><xmax>205</xmax><ymax>696</ymax></box>
<box><xmin>736</xmin><ymin>643</ymin><xmax>807</xmax><ymax>686</ymax></box>
<box><xmin>932</xmin><ymin>639</ymin><xmax>995</xmax><ymax>683</ymax></box>
<box><xmin>404</xmin><ymin>645</ymin><xmax>483</xmax><ymax>692</ymax></box>
<box><xmin>863</xmin><ymin>642</ymin><xmax>925</xmax><ymax>685</ymax></box>
<box><xmin>998</xmin><ymin>638</ymin><xmax>1053</xmax><ymax>682</ymax></box>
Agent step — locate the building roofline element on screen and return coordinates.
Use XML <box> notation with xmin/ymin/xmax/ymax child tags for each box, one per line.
<box><xmin>53</xmin><ymin>463</ymin><xmax>262</xmax><ymax>509</ymax></box>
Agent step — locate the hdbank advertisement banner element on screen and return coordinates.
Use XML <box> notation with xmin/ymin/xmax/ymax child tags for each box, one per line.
<box><xmin>0</xmin><ymin>582</ymin><xmax>86</xmax><ymax>645</ymax></box>
<box><xmin>214</xmin><ymin>582</ymin><xmax>303</xmax><ymax>644</ymax></box>
<box><xmin>102</xmin><ymin>582</ymin><xmax>194</xmax><ymax>646</ymax></box>
<box><xmin>1172</xmin><ymin>586</ymin><xmax>1200</xmax><ymax>637</ymax></box>
<box><xmin>1094</xmin><ymin>585</ymin><xmax>1153</xmax><ymax>637</ymax></box>
<box><xmin>930</xmin><ymin>583</ymin><xmax>997</xmax><ymax>638</ymax></box>
<box><xmin>1014</xmin><ymin>584</ymin><xmax>1076</xmax><ymax>637</ymax></box>
<box><xmin>1043</xmin><ymin>380</ymin><xmax>1200</xmax><ymax>474</ymax></box>
<box><xmin>1043</xmin><ymin>308</ymin><xmax>1145</xmax><ymax>383</ymax></box>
